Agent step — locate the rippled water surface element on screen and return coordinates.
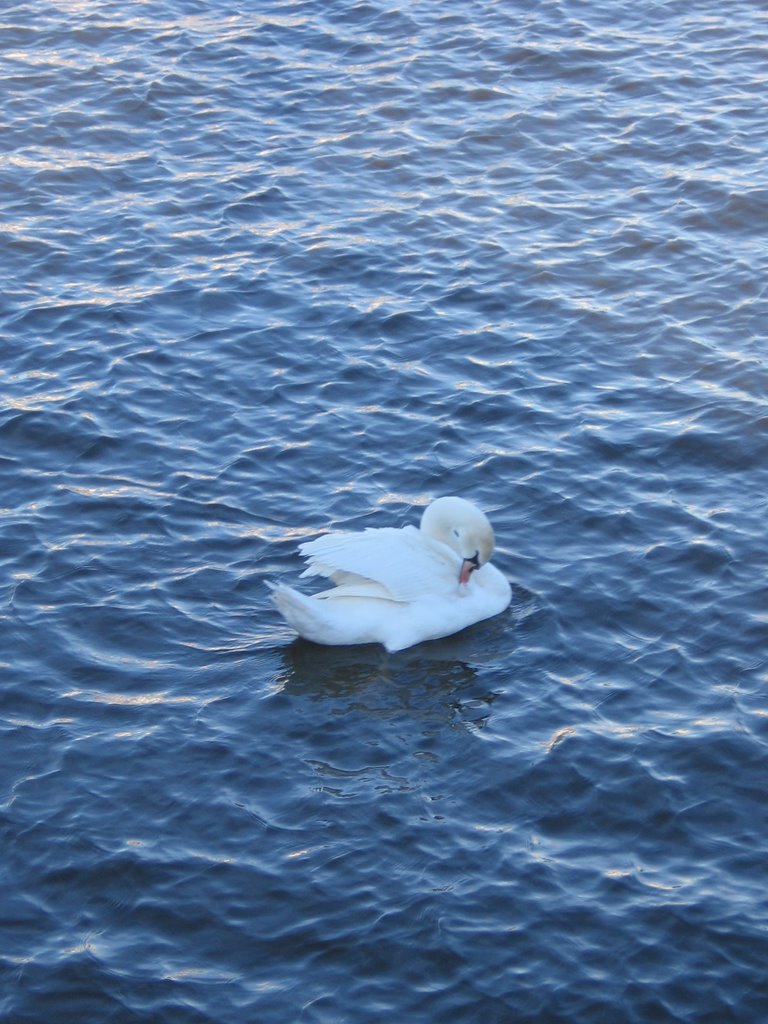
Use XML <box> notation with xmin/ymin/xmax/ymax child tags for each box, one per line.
<box><xmin>2</xmin><ymin>1</ymin><xmax>768</xmax><ymax>1021</ymax></box>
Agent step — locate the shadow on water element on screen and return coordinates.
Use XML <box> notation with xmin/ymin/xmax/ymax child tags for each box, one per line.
<box><xmin>263</xmin><ymin>605</ymin><xmax>530</xmax><ymax>745</ymax></box>
<box><xmin>271</xmin><ymin>639</ymin><xmax>502</xmax><ymax>736</ymax></box>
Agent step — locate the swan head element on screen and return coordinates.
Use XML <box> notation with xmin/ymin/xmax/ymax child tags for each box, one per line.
<box><xmin>420</xmin><ymin>496</ymin><xmax>495</xmax><ymax>584</ymax></box>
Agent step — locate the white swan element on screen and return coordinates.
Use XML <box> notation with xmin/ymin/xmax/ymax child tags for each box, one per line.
<box><xmin>269</xmin><ymin>496</ymin><xmax>511</xmax><ymax>652</ymax></box>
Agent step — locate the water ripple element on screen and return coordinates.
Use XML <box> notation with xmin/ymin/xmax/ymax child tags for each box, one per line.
<box><xmin>2</xmin><ymin>0</ymin><xmax>767</xmax><ymax>1021</ymax></box>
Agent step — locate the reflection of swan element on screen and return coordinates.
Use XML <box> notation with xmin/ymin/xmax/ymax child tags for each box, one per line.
<box><xmin>269</xmin><ymin>496</ymin><xmax>511</xmax><ymax>652</ymax></box>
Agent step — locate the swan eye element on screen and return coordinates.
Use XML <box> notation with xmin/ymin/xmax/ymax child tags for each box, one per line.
<box><xmin>453</xmin><ymin>528</ymin><xmax>460</xmax><ymax>538</ymax></box>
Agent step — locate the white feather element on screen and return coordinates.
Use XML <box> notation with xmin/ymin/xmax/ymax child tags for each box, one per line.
<box><xmin>298</xmin><ymin>525</ymin><xmax>460</xmax><ymax>602</ymax></box>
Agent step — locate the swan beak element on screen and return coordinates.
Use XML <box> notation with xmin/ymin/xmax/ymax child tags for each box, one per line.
<box><xmin>459</xmin><ymin>553</ymin><xmax>480</xmax><ymax>585</ymax></box>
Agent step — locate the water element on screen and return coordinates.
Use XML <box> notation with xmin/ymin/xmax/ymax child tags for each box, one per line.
<box><xmin>2</xmin><ymin>0</ymin><xmax>767</xmax><ymax>1020</ymax></box>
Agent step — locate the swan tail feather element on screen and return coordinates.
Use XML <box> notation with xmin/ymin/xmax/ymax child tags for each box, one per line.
<box><xmin>269</xmin><ymin>582</ymin><xmax>333</xmax><ymax>644</ymax></box>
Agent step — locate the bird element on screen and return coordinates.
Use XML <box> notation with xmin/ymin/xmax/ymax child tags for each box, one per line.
<box><xmin>269</xmin><ymin>496</ymin><xmax>511</xmax><ymax>652</ymax></box>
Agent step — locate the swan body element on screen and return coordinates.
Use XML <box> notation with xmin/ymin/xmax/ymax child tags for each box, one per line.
<box><xmin>270</xmin><ymin>496</ymin><xmax>511</xmax><ymax>652</ymax></box>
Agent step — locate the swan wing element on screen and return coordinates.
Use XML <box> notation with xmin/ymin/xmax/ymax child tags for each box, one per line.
<box><xmin>298</xmin><ymin>525</ymin><xmax>459</xmax><ymax>602</ymax></box>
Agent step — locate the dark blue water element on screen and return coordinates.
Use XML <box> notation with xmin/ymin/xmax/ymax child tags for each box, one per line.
<box><xmin>2</xmin><ymin>1</ymin><xmax>767</xmax><ymax>1021</ymax></box>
